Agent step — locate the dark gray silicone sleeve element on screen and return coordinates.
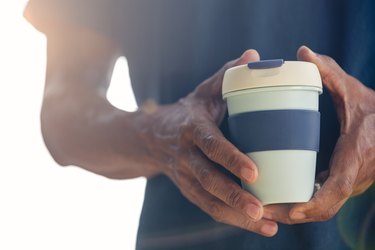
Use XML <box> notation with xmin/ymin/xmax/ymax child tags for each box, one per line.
<box><xmin>228</xmin><ymin>109</ymin><xmax>320</xmax><ymax>153</ymax></box>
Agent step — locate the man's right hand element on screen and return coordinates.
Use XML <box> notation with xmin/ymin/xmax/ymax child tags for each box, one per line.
<box><xmin>38</xmin><ymin>20</ymin><xmax>277</xmax><ymax>236</ymax></box>
<box><xmin>141</xmin><ymin>50</ymin><xmax>278</xmax><ymax>237</ymax></box>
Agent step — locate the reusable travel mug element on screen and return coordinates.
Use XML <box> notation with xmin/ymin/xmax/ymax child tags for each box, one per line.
<box><xmin>222</xmin><ymin>59</ymin><xmax>322</xmax><ymax>205</ymax></box>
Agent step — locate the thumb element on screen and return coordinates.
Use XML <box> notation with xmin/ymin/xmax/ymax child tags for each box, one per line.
<box><xmin>222</xmin><ymin>49</ymin><xmax>261</xmax><ymax>73</ymax></box>
<box><xmin>297</xmin><ymin>46</ymin><xmax>348</xmax><ymax>98</ymax></box>
<box><xmin>205</xmin><ymin>49</ymin><xmax>260</xmax><ymax>98</ymax></box>
<box><xmin>235</xmin><ymin>49</ymin><xmax>260</xmax><ymax>66</ymax></box>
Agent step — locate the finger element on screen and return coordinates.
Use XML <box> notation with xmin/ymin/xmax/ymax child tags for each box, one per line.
<box><xmin>263</xmin><ymin>204</ymin><xmax>293</xmax><ymax>224</ymax></box>
<box><xmin>289</xmin><ymin>145</ymin><xmax>359</xmax><ymax>222</ymax></box>
<box><xmin>186</xmin><ymin>177</ymin><xmax>278</xmax><ymax>237</ymax></box>
<box><xmin>262</xmin><ymin>172</ymin><xmax>330</xmax><ymax>225</ymax></box>
<box><xmin>198</xmin><ymin>49</ymin><xmax>260</xmax><ymax>98</ymax></box>
<box><xmin>189</xmin><ymin>150</ymin><xmax>262</xmax><ymax>221</ymax></box>
<box><xmin>219</xmin><ymin>49</ymin><xmax>261</xmax><ymax>82</ymax></box>
<box><xmin>192</xmin><ymin>122</ymin><xmax>258</xmax><ymax>183</ymax></box>
<box><xmin>297</xmin><ymin>45</ymin><xmax>348</xmax><ymax>98</ymax></box>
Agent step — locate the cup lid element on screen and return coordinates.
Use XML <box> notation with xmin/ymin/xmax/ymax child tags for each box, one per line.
<box><xmin>222</xmin><ymin>59</ymin><xmax>322</xmax><ymax>96</ymax></box>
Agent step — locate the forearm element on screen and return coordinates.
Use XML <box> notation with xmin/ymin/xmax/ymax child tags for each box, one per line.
<box><xmin>41</xmin><ymin>88</ymin><xmax>162</xmax><ymax>179</ymax></box>
<box><xmin>39</xmin><ymin>25</ymin><xmax>166</xmax><ymax>179</ymax></box>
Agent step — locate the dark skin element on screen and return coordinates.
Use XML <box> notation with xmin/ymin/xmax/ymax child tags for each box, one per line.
<box><xmin>264</xmin><ymin>46</ymin><xmax>375</xmax><ymax>224</ymax></box>
<box><xmin>39</xmin><ymin>23</ymin><xmax>277</xmax><ymax>236</ymax></box>
<box><xmin>36</xmin><ymin>20</ymin><xmax>374</xmax><ymax>236</ymax></box>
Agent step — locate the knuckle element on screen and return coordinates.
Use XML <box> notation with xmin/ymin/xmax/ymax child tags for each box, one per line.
<box><xmin>209</xmin><ymin>203</ymin><xmax>224</xmax><ymax>222</ymax></box>
<box><xmin>201</xmin><ymin>135</ymin><xmax>220</xmax><ymax>159</ymax></box>
<box><xmin>324</xmin><ymin>55</ymin><xmax>336</xmax><ymax>65</ymax></box>
<box><xmin>226</xmin><ymin>189</ymin><xmax>242</xmax><ymax>208</ymax></box>
<box><xmin>319</xmin><ymin>56</ymin><xmax>340</xmax><ymax>80</ymax></box>
<box><xmin>320</xmin><ymin>206</ymin><xmax>337</xmax><ymax>221</ymax></box>
<box><xmin>319</xmin><ymin>54</ymin><xmax>337</xmax><ymax>68</ymax></box>
<box><xmin>225</xmin><ymin>150</ymin><xmax>241</xmax><ymax>170</ymax></box>
<box><xmin>184</xmin><ymin>177</ymin><xmax>196</xmax><ymax>191</ymax></box>
<box><xmin>322</xmin><ymin>69</ymin><xmax>340</xmax><ymax>84</ymax></box>
<box><xmin>336</xmin><ymin>176</ymin><xmax>353</xmax><ymax>199</ymax></box>
<box><xmin>241</xmin><ymin>220</ymin><xmax>255</xmax><ymax>231</ymax></box>
<box><xmin>198</xmin><ymin>167</ymin><xmax>214</xmax><ymax>191</ymax></box>
<box><xmin>178</xmin><ymin>177</ymin><xmax>193</xmax><ymax>196</ymax></box>
<box><xmin>192</xmin><ymin>125</ymin><xmax>203</xmax><ymax>143</ymax></box>
<box><xmin>201</xmin><ymin>134</ymin><xmax>218</xmax><ymax>151</ymax></box>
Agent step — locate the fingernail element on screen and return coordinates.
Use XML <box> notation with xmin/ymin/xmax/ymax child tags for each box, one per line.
<box><xmin>261</xmin><ymin>223</ymin><xmax>277</xmax><ymax>236</ymax></box>
<box><xmin>245</xmin><ymin>203</ymin><xmax>261</xmax><ymax>221</ymax></box>
<box><xmin>291</xmin><ymin>211</ymin><xmax>306</xmax><ymax>220</ymax></box>
<box><xmin>241</xmin><ymin>168</ymin><xmax>254</xmax><ymax>182</ymax></box>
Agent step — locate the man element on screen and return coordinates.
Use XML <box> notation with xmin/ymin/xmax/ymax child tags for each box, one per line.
<box><xmin>25</xmin><ymin>0</ymin><xmax>374</xmax><ymax>249</ymax></box>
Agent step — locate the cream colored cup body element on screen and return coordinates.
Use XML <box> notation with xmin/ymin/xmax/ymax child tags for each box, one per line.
<box><xmin>223</xmin><ymin>62</ymin><xmax>322</xmax><ymax>205</ymax></box>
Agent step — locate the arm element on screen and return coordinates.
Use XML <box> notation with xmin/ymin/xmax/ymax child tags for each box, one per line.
<box><xmin>42</xmin><ymin>25</ymin><xmax>159</xmax><ymax>179</ymax></box>
<box><xmin>41</xmin><ymin>24</ymin><xmax>278</xmax><ymax>236</ymax></box>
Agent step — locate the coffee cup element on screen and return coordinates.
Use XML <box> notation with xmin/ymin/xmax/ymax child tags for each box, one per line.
<box><xmin>222</xmin><ymin>59</ymin><xmax>322</xmax><ymax>205</ymax></box>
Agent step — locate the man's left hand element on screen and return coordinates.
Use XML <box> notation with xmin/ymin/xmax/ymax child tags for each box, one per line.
<box><xmin>265</xmin><ymin>46</ymin><xmax>375</xmax><ymax>224</ymax></box>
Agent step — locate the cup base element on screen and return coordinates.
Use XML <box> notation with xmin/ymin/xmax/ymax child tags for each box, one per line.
<box><xmin>242</xmin><ymin>181</ymin><xmax>313</xmax><ymax>206</ymax></box>
<box><xmin>260</xmin><ymin>198</ymin><xmax>311</xmax><ymax>206</ymax></box>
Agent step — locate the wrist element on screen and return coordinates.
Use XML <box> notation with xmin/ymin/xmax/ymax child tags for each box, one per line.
<box><xmin>132</xmin><ymin>101</ymin><xmax>179</xmax><ymax>178</ymax></box>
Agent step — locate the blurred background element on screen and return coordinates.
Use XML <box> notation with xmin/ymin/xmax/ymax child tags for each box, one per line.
<box><xmin>0</xmin><ymin>1</ymin><xmax>145</xmax><ymax>249</ymax></box>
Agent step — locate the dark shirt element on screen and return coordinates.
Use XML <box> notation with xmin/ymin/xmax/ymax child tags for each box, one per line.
<box><xmin>25</xmin><ymin>0</ymin><xmax>375</xmax><ymax>249</ymax></box>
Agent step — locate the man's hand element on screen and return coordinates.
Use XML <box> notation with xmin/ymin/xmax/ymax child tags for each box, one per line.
<box><xmin>265</xmin><ymin>46</ymin><xmax>375</xmax><ymax>224</ymax></box>
<box><xmin>38</xmin><ymin>21</ymin><xmax>277</xmax><ymax>236</ymax></box>
<box><xmin>143</xmin><ymin>50</ymin><xmax>278</xmax><ymax>236</ymax></box>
